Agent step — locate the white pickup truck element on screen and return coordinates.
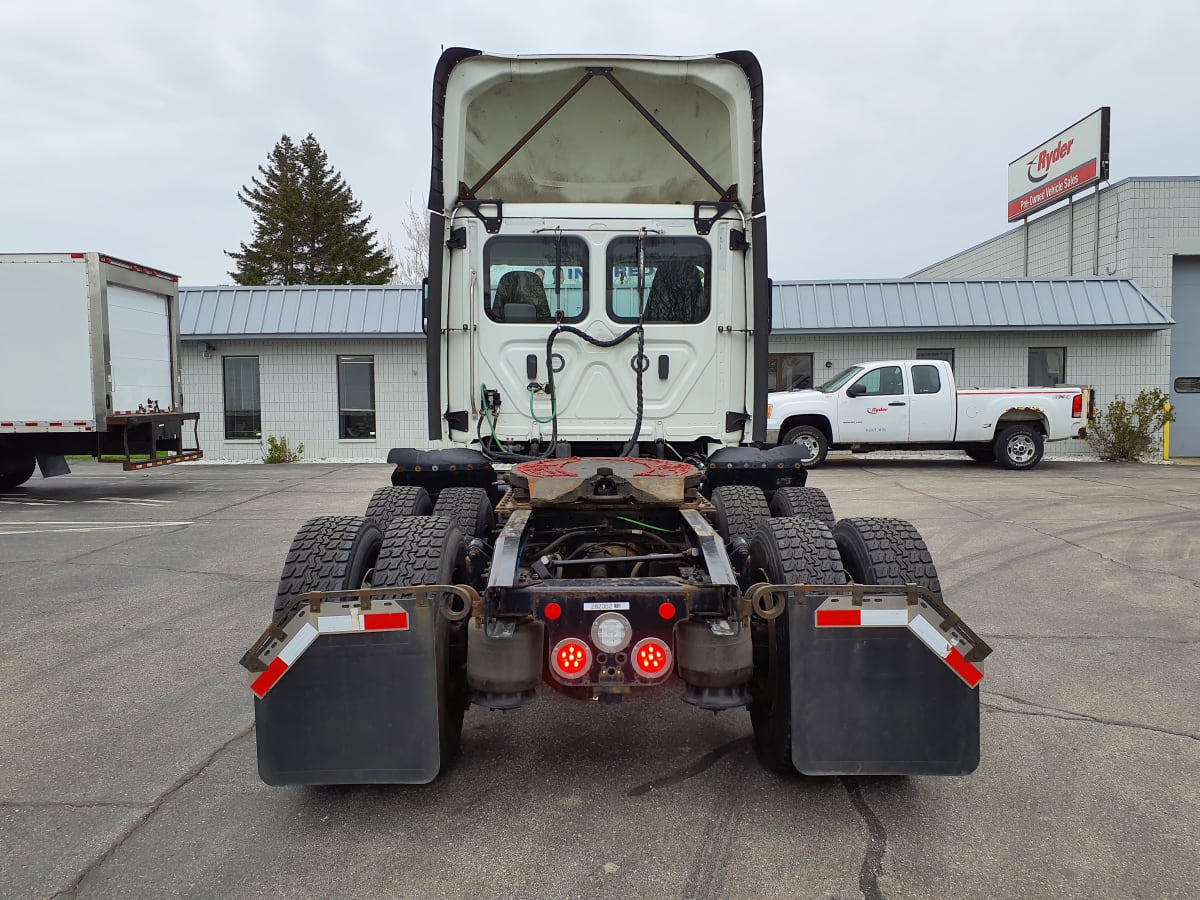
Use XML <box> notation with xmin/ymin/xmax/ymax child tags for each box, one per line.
<box><xmin>766</xmin><ymin>359</ymin><xmax>1094</xmax><ymax>470</ymax></box>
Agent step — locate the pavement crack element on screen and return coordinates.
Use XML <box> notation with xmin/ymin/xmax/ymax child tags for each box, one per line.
<box><xmin>679</xmin><ymin>742</ymin><xmax>751</xmax><ymax>900</ymax></box>
<box><xmin>0</xmin><ymin>800</ymin><xmax>149</xmax><ymax>810</ymax></box>
<box><xmin>64</xmin><ymin>558</ymin><xmax>274</xmax><ymax>583</ymax></box>
<box><xmin>842</xmin><ymin>777</ymin><xmax>887</xmax><ymax>900</ymax></box>
<box><xmin>987</xmin><ymin>633</ymin><xmax>1198</xmax><ymax>645</ymax></box>
<box><xmin>982</xmin><ymin>691</ymin><xmax>1199</xmax><ymax>742</ymax></box>
<box><xmin>626</xmin><ymin>736</ymin><xmax>752</xmax><ymax>797</ymax></box>
<box><xmin>59</xmin><ymin>721</ymin><xmax>255</xmax><ymax>898</ymax></box>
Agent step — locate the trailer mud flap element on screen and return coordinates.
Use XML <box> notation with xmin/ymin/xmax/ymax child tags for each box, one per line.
<box><xmin>787</xmin><ymin>591</ymin><xmax>983</xmax><ymax>776</ymax></box>
<box><xmin>251</xmin><ymin>598</ymin><xmax>445</xmax><ymax>785</ymax></box>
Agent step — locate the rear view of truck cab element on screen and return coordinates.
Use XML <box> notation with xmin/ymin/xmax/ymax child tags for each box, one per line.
<box><xmin>426</xmin><ymin>50</ymin><xmax>770</xmax><ymax>456</ymax></box>
<box><xmin>243</xmin><ymin>50</ymin><xmax>989</xmax><ymax>787</ymax></box>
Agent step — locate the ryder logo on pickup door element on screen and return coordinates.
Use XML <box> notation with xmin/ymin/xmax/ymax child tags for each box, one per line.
<box><xmin>1007</xmin><ymin>107</ymin><xmax>1109</xmax><ymax>222</ymax></box>
<box><xmin>867</xmin><ymin>407</ymin><xmax>888</xmax><ymax>415</ymax></box>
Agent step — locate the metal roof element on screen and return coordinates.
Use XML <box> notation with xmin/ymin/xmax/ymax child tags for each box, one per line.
<box><xmin>770</xmin><ymin>279</ymin><xmax>1173</xmax><ymax>334</ymax></box>
<box><xmin>180</xmin><ymin>285</ymin><xmax>422</xmax><ymax>339</ymax></box>
<box><xmin>179</xmin><ymin>278</ymin><xmax>1172</xmax><ymax>339</ymax></box>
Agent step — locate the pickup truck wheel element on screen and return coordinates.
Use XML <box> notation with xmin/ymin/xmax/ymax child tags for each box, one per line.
<box><xmin>995</xmin><ymin>425</ymin><xmax>1044</xmax><ymax>471</ymax></box>
<box><xmin>0</xmin><ymin>455</ymin><xmax>37</xmax><ymax>490</ymax></box>
<box><xmin>364</xmin><ymin>486</ymin><xmax>432</xmax><ymax>531</ymax></box>
<box><xmin>780</xmin><ymin>425</ymin><xmax>828</xmax><ymax>466</ymax></box>
<box><xmin>273</xmin><ymin>516</ymin><xmax>383</xmax><ymax>621</ymax></box>
<box><xmin>375</xmin><ymin>515</ymin><xmax>469</xmax><ymax>766</ymax></box>
<box><xmin>963</xmin><ymin>444</ymin><xmax>995</xmax><ymax>464</ymax></box>
<box><xmin>433</xmin><ymin>487</ymin><xmax>495</xmax><ymax>541</ymax></box>
<box><xmin>712</xmin><ymin>485</ymin><xmax>771</xmax><ymax>544</ymax></box>
<box><xmin>747</xmin><ymin>517</ymin><xmax>847</xmax><ymax>775</ymax></box>
<box><xmin>832</xmin><ymin>517</ymin><xmax>942</xmax><ymax>598</ymax></box>
<box><xmin>769</xmin><ymin>486</ymin><xmax>835</xmax><ymax>527</ymax></box>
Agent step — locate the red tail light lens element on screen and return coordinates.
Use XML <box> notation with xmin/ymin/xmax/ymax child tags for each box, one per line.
<box><xmin>658</xmin><ymin>602</ymin><xmax>676</xmax><ymax>620</ymax></box>
<box><xmin>543</xmin><ymin>601</ymin><xmax>563</xmax><ymax>621</ymax></box>
<box><xmin>551</xmin><ymin>638</ymin><xmax>591</xmax><ymax>679</ymax></box>
<box><xmin>1072</xmin><ymin>394</ymin><xmax>1082</xmax><ymax>418</ymax></box>
<box><xmin>631</xmin><ymin>638</ymin><xmax>672</xmax><ymax>679</ymax></box>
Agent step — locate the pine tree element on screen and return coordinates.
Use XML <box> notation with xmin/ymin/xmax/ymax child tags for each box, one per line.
<box><xmin>226</xmin><ymin>134</ymin><xmax>395</xmax><ymax>285</ymax></box>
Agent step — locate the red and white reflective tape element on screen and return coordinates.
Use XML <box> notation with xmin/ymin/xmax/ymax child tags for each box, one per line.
<box><xmin>0</xmin><ymin>421</ymin><xmax>95</xmax><ymax>433</ymax></box>
<box><xmin>907</xmin><ymin>615</ymin><xmax>983</xmax><ymax>688</ymax></box>
<box><xmin>815</xmin><ymin>598</ymin><xmax>984</xmax><ymax>688</ymax></box>
<box><xmin>249</xmin><ymin>602</ymin><xmax>410</xmax><ymax>699</ymax></box>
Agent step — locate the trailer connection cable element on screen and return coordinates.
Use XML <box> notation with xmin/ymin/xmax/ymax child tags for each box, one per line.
<box><xmin>528</xmin><ymin>384</ymin><xmax>557</xmax><ymax>424</ymax></box>
<box><xmin>543</xmin><ymin>322</ymin><xmax>644</xmax><ymax>458</ymax></box>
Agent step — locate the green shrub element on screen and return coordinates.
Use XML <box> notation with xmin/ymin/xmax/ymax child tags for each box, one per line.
<box><xmin>262</xmin><ymin>435</ymin><xmax>305</xmax><ymax>464</ymax></box>
<box><xmin>1087</xmin><ymin>389</ymin><xmax>1174</xmax><ymax>462</ymax></box>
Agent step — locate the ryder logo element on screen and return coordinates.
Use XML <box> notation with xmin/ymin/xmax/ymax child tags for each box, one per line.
<box><xmin>1026</xmin><ymin>139</ymin><xmax>1074</xmax><ymax>183</ymax></box>
<box><xmin>867</xmin><ymin>407</ymin><xmax>888</xmax><ymax>415</ymax></box>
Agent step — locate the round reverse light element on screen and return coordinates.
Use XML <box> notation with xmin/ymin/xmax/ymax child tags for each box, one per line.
<box><xmin>590</xmin><ymin>612</ymin><xmax>632</xmax><ymax>652</ymax></box>
<box><xmin>631</xmin><ymin>637</ymin><xmax>672</xmax><ymax>679</ymax></box>
<box><xmin>551</xmin><ymin>638</ymin><xmax>591</xmax><ymax>679</ymax></box>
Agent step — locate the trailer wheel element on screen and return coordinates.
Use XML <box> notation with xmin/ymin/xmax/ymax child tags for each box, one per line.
<box><xmin>364</xmin><ymin>486</ymin><xmax>432</xmax><ymax>531</ymax></box>
<box><xmin>769</xmin><ymin>486</ymin><xmax>835</xmax><ymax>527</ymax></box>
<box><xmin>712</xmin><ymin>485</ymin><xmax>771</xmax><ymax>544</ymax></box>
<box><xmin>746</xmin><ymin>517</ymin><xmax>846</xmax><ymax>774</ymax></box>
<box><xmin>832</xmin><ymin>517</ymin><xmax>942</xmax><ymax>598</ymax></box>
<box><xmin>374</xmin><ymin>515</ymin><xmax>470</xmax><ymax>766</ymax></box>
<box><xmin>433</xmin><ymin>487</ymin><xmax>495</xmax><ymax>541</ymax></box>
<box><xmin>273</xmin><ymin>516</ymin><xmax>383</xmax><ymax>620</ymax></box>
<box><xmin>780</xmin><ymin>425</ymin><xmax>829</xmax><ymax>466</ymax></box>
<box><xmin>995</xmin><ymin>424</ymin><xmax>1044</xmax><ymax>470</ymax></box>
<box><xmin>963</xmin><ymin>444</ymin><xmax>995</xmax><ymax>464</ymax></box>
<box><xmin>0</xmin><ymin>455</ymin><xmax>37</xmax><ymax>490</ymax></box>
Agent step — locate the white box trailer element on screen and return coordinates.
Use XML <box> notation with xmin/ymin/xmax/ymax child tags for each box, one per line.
<box><xmin>0</xmin><ymin>252</ymin><xmax>202</xmax><ymax>488</ymax></box>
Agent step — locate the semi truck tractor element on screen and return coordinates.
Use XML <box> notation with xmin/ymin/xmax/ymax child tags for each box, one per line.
<box><xmin>242</xmin><ymin>50</ymin><xmax>990</xmax><ymax>784</ymax></box>
<box><xmin>0</xmin><ymin>252</ymin><xmax>202</xmax><ymax>488</ymax></box>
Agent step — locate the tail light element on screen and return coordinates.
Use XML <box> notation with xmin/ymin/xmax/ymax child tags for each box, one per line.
<box><xmin>1072</xmin><ymin>394</ymin><xmax>1082</xmax><ymax>418</ymax></box>
<box><xmin>631</xmin><ymin>637</ymin><xmax>672</xmax><ymax>679</ymax></box>
<box><xmin>551</xmin><ymin>638</ymin><xmax>591</xmax><ymax>679</ymax></box>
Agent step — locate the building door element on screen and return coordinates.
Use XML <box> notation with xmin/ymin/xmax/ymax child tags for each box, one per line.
<box><xmin>1170</xmin><ymin>257</ymin><xmax>1200</xmax><ymax>457</ymax></box>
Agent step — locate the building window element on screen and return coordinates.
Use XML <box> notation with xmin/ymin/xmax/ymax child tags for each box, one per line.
<box><xmin>1029</xmin><ymin>347</ymin><xmax>1066</xmax><ymax>387</ymax></box>
<box><xmin>767</xmin><ymin>353</ymin><xmax>814</xmax><ymax>391</ymax></box>
<box><xmin>917</xmin><ymin>348</ymin><xmax>955</xmax><ymax>370</ymax></box>
<box><xmin>338</xmin><ymin>355</ymin><xmax>376</xmax><ymax>439</ymax></box>
<box><xmin>222</xmin><ymin>356</ymin><xmax>261</xmax><ymax>440</ymax></box>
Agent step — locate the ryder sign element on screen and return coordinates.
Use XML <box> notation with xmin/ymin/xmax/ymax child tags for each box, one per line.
<box><xmin>1007</xmin><ymin>108</ymin><xmax>1110</xmax><ymax>221</ymax></box>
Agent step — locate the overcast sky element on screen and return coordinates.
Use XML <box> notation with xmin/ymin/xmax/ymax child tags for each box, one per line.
<box><xmin>2</xmin><ymin>0</ymin><xmax>1196</xmax><ymax>285</ymax></box>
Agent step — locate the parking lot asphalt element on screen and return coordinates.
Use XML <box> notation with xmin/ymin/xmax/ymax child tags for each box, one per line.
<box><xmin>0</xmin><ymin>457</ymin><xmax>1197</xmax><ymax>900</ymax></box>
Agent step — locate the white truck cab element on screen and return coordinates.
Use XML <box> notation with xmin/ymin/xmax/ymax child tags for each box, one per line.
<box><xmin>767</xmin><ymin>359</ymin><xmax>1093</xmax><ymax>470</ymax></box>
<box><xmin>424</xmin><ymin>51</ymin><xmax>770</xmax><ymax>457</ymax></box>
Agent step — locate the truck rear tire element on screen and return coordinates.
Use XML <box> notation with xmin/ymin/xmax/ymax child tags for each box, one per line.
<box><xmin>273</xmin><ymin>516</ymin><xmax>383</xmax><ymax>620</ymax></box>
<box><xmin>780</xmin><ymin>425</ymin><xmax>829</xmax><ymax>466</ymax></box>
<box><xmin>832</xmin><ymin>517</ymin><xmax>942</xmax><ymax>598</ymax></box>
<box><xmin>747</xmin><ymin>517</ymin><xmax>847</xmax><ymax>774</ymax></box>
<box><xmin>433</xmin><ymin>487</ymin><xmax>495</xmax><ymax>541</ymax></box>
<box><xmin>364</xmin><ymin>486</ymin><xmax>432</xmax><ymax>531</ymax></box>
<box><xmin>712</xmin><ymin>485</ymin><xmax>771</xmax><ymax>544</ymax></box>
<box><xmin>0</xmin><ymin>455</ymin><xmax>37</xmax><ymax>490</ymax></box>
<box><xmin>374</xmin><ymin>515</ymin><xmax>470</xmax><ymax>766</ymax></box>
<box><xmin>994</xmin><ymin>424</ymin><xmax>1044</xmax><ymax>471</ymax></box>
<box><xmin>769</xmin><ymin>486</ymin><xmax>834</xmax><ymax>527</ymax></box>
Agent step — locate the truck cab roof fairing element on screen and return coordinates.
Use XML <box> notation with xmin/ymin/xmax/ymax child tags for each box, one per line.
<box><xmin>430</xmin><ymin>50</ymin><xmax>764</xmax><ymax>212</ymax></box>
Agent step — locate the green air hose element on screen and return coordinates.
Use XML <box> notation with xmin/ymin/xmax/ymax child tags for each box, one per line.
<box><xmin>480</xmin><ymin>383</ymin><xmax>510</xmax><ymax>452</ymax></box>
<box><xmin>529</xmin><ymin>386</ymin><xmax>557</xmax><ymax>424</ymax></box>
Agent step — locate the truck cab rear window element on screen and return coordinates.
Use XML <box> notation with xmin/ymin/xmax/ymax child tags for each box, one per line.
<box><xmin>483</xmin><ymin>236</ymin><xmax>588</xmax><ymax>323</ymax></box>
<box><xmin>606</xmin><ymin>237</ymin><xmax>711</xmax><ymax>324</ymax></box>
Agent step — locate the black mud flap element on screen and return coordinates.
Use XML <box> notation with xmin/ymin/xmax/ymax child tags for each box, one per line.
<box><xmin>254</xmin><ymin>603</ymin><xmax>443</xmax><ymax>785</ymax></box>
<box><xmin>788</xmin><ymin>598</ymin><xmax>980</xmax><ymax>775</ymax></box>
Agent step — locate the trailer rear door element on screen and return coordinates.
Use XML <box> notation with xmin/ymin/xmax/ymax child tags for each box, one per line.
<box><xmin>107</xmin><ymin>284</ymin><xmax>173</xmax><ymax>412</ymax></box>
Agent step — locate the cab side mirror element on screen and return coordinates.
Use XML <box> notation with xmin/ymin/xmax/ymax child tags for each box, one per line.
<box><xmin>846</xmin><ymin>383</ymin><xmax>866</xmax><ymax>397</ymax></box>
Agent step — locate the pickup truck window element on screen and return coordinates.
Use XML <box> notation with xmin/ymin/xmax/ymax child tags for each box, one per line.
<box><xmin>912</xmin><ymin>364</ymin><xmax>942</xmax><ymax>394</ymax></box>
<box><xmin>852</xmin><ymin>366</ymin><xmax>904</xmax><ymax>396</ymax></box>
<box><xmin>484</xmin><ymin>236</ymin><xmax>588</xmax><ymax>323</ymax></box>
<box><xmin>607</xmin><ymin>236</ymin><xmax>711</xmax><ymax>324</ymax></box>
<box><xmin>817</xmin><ymin>366</ymin><xmax>862</xmax><ymax>393</ymax></box>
